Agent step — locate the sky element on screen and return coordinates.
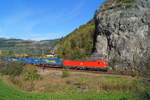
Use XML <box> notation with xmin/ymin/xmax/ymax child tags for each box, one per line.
<box><xmin>0</xmin><ymin>0</ymin><xmax>105</xmax><ymax>41</ymax></box>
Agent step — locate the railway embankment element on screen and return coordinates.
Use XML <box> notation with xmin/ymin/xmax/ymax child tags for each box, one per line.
<box><xmin>0</xmin><ymin>61</ymin><xmax>150</xmax><ymax>100</ymax></box>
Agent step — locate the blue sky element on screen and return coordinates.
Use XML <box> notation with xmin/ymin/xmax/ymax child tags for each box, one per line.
<box><xmin>0</xmin><ymin>0</ymin><xmax>105</xmax><ymax>41</ymax></box>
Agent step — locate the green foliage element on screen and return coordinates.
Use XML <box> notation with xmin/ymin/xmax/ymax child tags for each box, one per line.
<box><xmin>8</xmin><ymin>50</ymin><xmax>14</xmax><ymax>56</ymax></box>
<box><xmin>116</xmin><ymin>0</ymin><xmax>135</xmax><ymax>7</ymax></box>
<box><xmin>22</xmin><ymin>65</ymin><xmax>40</xmax><ymax>81</ymax></box>
<box><xmin>0</xmin><ymin>61</ymin><xmax>25</xmax><ymax>76</ymax></box>
<box><xmin>116</xmin><ymin>0</ymin><xmax>134</xmax><ymax>4</ymax></box>
<box><xmin>61</xmin><ymin>70</ymin><xmax>70</xmax><ymax>78</ymax></box>
<box><xmin>119</xmin><ymin>97</ymin><xmax>128</xmax><ymax>100</ymax></box>
<box><xmin>55</xmin><ymin>19</ymin><xmax>95</xmax><ymax>59</ymax></box>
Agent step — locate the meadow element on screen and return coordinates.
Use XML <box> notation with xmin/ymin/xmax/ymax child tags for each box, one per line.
<box><xmin>0</xmin><ymin>78</ymin><xmax>139</xmax><ymax>100</ymax></box>
<box><xmin>0</xmin><ymin>62</ymin><xmax>149</xmax><ymax>100</ymax></box>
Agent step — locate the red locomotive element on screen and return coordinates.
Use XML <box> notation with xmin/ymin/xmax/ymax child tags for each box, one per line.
<box><xmin>63</xmin><ymin>59</ymin><xmax>108</xmax><ymax>71</ymax></box>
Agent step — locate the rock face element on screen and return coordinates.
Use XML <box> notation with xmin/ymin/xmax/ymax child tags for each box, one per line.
<box><xmin>94</xmin><ymin>0</ymin><xmax>150</xmax><ymax>73</ymax></box>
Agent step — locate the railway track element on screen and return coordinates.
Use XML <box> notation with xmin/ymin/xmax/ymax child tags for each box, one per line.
<box><xmin>37</xmin><ymin>65</ymin><xmax>133</xmax><ymax>77</ymax></box>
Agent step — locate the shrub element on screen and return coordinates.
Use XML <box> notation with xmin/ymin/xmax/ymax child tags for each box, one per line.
<box><xmin>21</xmin><ymin>65</ymin><xmax>41</xmax><ymax>91</ymax></box>
<box><xmin>116</xmin><ymin>0</ymin><xmax>135</xmax><ymax>6</ymax></box>
<box><xmin>119</xmin><ymin>97</ymin><xmax>128</xmax><ymax>100</ymax></box>
<box><xmin>22</xmin><ymin>65</ymin><xmax>40</xmax><ymax>81</ymax></box>
<box><xmin>0</xmin><ymin>61</ymin><xmax>25</xmax><ymax>76</ymax></box>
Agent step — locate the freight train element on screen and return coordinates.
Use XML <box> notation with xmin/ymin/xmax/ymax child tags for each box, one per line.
<box><xmin>3</xmin><ymin>57</ymin><xmax>108</xmax><ymax>71</ymax></box>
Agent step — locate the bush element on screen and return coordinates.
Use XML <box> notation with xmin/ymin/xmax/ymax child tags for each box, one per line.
<box><xmin>22</xmin><ymin>65</ymin><xmax>40</xmax><ymax>81</ymax></box>
<box><xmin>116</xmin><ymin>0</ymin><xmax>135</xmax><ymax>5</ymax></box>
<box><xmin>0</xmin><ymin>61</ymin><xmax>25</xmax><ymax>76</ymax></box>
<box><xmin>119</xmin><ymin>97</ymin><xmax>128</xmax><ymax>100</ymax></box>
<box><xmin>21</xmin><ymin>65</ymin><xmax>40</xmax><ymax>91</ymax></box>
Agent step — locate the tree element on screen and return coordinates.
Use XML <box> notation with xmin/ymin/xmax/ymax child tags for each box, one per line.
<box><xmin>22</xmin><ymin>65</ymin><xmax>40</xmax><ymax>91</ymax></box>
<box><xmin>8</xmin><ymin>50</ymin><xmax>14</xmax><ymax>56</ymax></box>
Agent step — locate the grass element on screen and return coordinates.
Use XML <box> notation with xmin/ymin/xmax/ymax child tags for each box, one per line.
<box><xmin>61</xmin><ymin>70</ymin><xmax>70</xmax><ymax>78</ymax></box>
<box><xmin>4</xmin><ymin>72</ymin><xmax>150</xmax><ymax>93</ymax></box>
<box><xmin>0</xmin><ymin>77</ymin><xmax>142</xmax><ymax>100</ymax></box>
<box><xmin>0</xmin><ymin>66</ymin><xmax>149</xmax><ymax>100</ymax></box>
<box><xmin>100</xmin><ymin>0</ymin><xmax>135</xmax><ymax>12</ymax></box>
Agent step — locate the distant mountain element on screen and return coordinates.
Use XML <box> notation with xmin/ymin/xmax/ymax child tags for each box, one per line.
<box><xmin>0</xmin><ymin>38</ymin><xmax>7</xmax><ymax>40</ymax></box>
<box><xmin>0</xmin><ymin>38</ymin><xmax>58</xmax><ymax>56</ymax></box>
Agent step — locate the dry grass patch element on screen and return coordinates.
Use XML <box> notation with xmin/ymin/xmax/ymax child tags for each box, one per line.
<box><xmin>2</xmin><ymin>71</ymin><xmax>149</xmax><ymax>95</ymax></box>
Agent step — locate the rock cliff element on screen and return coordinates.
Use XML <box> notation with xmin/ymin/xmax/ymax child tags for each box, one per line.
<box><xmin>93</xmin><ymin>0</ymin><xmax>150</xmax><ymax>73</ymax></box>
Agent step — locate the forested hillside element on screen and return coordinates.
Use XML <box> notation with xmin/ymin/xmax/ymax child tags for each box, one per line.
<box><xmin>54</xmin><ymin>19</ymin><xmax>95</xmax><ymax>59</ymax></box>
<box><xmin>0</xmin><ymin>38</ymin><xmax>57</xmax><ymax>56</ymax></box>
